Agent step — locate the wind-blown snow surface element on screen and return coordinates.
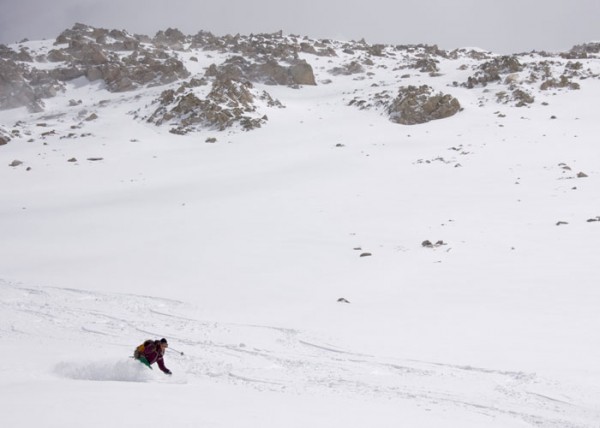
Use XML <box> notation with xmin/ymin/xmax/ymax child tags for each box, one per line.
<box><xmin>1</xmin><ymin>37</ymin><xmax>600</xmax><ymax>427</ymax></box>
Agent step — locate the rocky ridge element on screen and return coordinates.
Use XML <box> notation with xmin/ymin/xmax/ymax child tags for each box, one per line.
<box><xmin>1</xmin><ymin>24</ymin><xmax>599</xmax><ymax>138</ymax></box>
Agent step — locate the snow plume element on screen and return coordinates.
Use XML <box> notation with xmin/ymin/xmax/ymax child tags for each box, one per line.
<box><xmin>54</xmin><ymin>359</ymin><xmax>153</xmax><ymax>382</ymax></box>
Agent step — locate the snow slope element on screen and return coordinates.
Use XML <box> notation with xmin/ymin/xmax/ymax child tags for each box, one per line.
<box><xmin>1</xmin><ymin>33</ymin><xmax>599</xmax><ymax>427</ymax></box>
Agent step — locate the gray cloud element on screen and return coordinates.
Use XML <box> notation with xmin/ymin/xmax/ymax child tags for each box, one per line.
<box><xmin>1</xmin><ymin>0</ymin><xmax>599</xmax><ymax>53</ymax></box>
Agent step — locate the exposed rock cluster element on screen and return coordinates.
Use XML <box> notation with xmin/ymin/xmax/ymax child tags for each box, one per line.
<box><xmin>329</xmin><ymin>61</ymin><xmax>365</xmax><ymax>76</ymax></box>
<box><xmin>147</xmin><ymin>78</ymin><xmax>266</xmax><ymax>133</ymax></box>
<box><xmin>205</xmin><ymin>56</ymin><xmax>316</xmax><ymax>86</ymax></box>
<box><xmin>0</xmin><ymin>125</ymin><xmax>11</xmax><ymax>145</ymax></box>
<box><xmin>562</xmin><ymin>42</ymin><xmax>600</xmax><ymax>59</ymax></box>
<box><xmin>0</xmin><ymin>23</ymin><xmax>190</xmax><ymax>111</ymax></box>
<box><xmin>464</xmin><ymin>56</ymin><xmax>523</xmax><ymax>88</ymax></box>
<box><xmin>1</xmin><ymin>23</ymin><xmax>597</xmax><ymax>135</ymax></box>
<box><xmin>146</xmin><ymin>55</ymin><xmax>298</xmax><ymax>133</ymax></box>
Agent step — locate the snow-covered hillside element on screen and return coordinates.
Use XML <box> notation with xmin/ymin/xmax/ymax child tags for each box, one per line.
<box><xmin>1</xmin><ymin>24</ymin><xmax>599</xmax><ymax>427</ymax></box>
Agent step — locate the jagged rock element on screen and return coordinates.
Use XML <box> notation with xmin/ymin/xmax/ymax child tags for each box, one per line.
<box><xmin>367</xmin><ymin>44</ymin><xmax>386</xmax><ymax>57</ymax></box>
<box><xmin>49</xmin><ymin>67</ymin><xmax>85</xmax><ymax>81</ymax></box>
<box><xmin>259</xmin><ymin>91</ymin><xmax>285</xmax><ymax>108</ymax></box>
<box><xmin>9</xmin><ymin>160</ymin><xmax>23</xmax><ymax>167</ymax></box>
<box><xmin>329</xmin><ymin>61</ymin><xmax>364</xmax><ymax>76</ymax></box>
<box><xmin>47</xmin><ymin>49</ymin><xmax>71</xmax><ymax>62</ymax></box>
<box><xmin>300</xmin><ymin>42</ymin><xmax>317</xmax><ymax>54</ymax></box>
<box><xmin>562</xmin><ymin>42</ymin><xmax>600</xmax><ymax>59</ymax></box>
<box><xmin>540</xmin><ymin>75</ymin><xmax>580</xmax><ymax>90</ymax></box>
<box><xmin>388</xmin><ymin>85</ymin><xmax>461</xmax><ymax>125</ymax></box>
<box><xmin>0</xmin><ymin>45</ymin><xmax>32</xmax><ymax>62</ymax></box>
<box><xmin>205</xmin><ymin>56</ymin><xmax>315</xmax><ymax>86</ymax></box>
<box><xmin>54</xmin><ymin>24</ymin><xmax>190</xmax><ymax>92</ymax></box>
<box><xmin>1</xmin><ymin>23</ymin><xmax>192</xmax><ymax>110</ymax></box>
<box><xmin>192</xmin><ymin>30</ymin><xmax>299</xmax><ymax>62</ymax></box>
<box><xmin>396</xmin><ymin>44</ymin><xmax>448</xmax><ymax>58</ymax></box>
<box><xmin>448</xmin><ymin>48</ymin><xmax>493</xmax><ymax>61</ymax></box>
<box><xmin>496</xmin><ymin>89</ymin><xmax>535</xmax><ymax>107</ymax></box>
<box><xmin>465</xmin><ymin>55</ymin><xmax>523</xmax><ymax>88</ymax></box>
<box><xmin>0</xmin><ymin>127</ymin><xmax>10</xmax><ymax>145</ymax></box>
<box><xmin>147</xmin><ymin>76</ymin><xmax>268</xmax><ymax>133</ymax></box>
<box><xmin>0</xmin><ymin>59</ymin><xmax>60</xmax><ymax>111</ymax></box>
<box><xmin>512</xmin><ymin>89</ymin><xmax>535</xmax><ymax>107</ymax></box>
<box><xmin>154</xmin><ymin>28</ymin><xmax>186</xmax><ymax>49</ymax></box>
<box><xmin>411</xmin><ymin>57</ymin><xmax>439</xmax><ymax>74</ymax></box>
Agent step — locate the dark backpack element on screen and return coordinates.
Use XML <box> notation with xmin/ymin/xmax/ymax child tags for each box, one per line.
<box><xmin>133</xmin><ymin>339</ymin><xmax>154</xmax><ymax>359</ymax></box>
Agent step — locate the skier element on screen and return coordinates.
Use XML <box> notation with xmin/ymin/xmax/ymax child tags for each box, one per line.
<box><xmin>133</xmin><ymin>338</ymin><xmax>172</xmax><ymax>375</ymax></box>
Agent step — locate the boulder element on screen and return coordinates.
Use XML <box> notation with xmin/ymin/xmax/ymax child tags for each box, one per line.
<box><xmin>388</xmin><ymin>85</ymin><xmax>461</xmax><ymax>125</ymax></box>
<box><xmin>289</xmin><ymin>60</ymin><xmax>316</xmax><ymax>85</ymax></box>
<box><xmin>329</xmin><ymin>61</ymin><xmax>364</xmax><ymax>76</ymax></box>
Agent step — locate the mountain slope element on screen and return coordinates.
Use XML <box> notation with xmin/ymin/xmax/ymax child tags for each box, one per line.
<box><xmin>1</xmin><ymin>24</ymin><xmax>599</xmax><ymax>427</ymax></box>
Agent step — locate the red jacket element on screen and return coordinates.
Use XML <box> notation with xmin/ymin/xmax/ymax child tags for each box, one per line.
<box><xmin>142</xmin><ymin>340</ymin><xmax>170</xmax><ymax>374</ymax></box>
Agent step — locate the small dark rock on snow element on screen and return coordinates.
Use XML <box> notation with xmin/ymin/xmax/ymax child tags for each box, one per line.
<box><xmin>422</xmin><ymin>240</ymin><xmax>446</xmax><ymax>248</ymax></box>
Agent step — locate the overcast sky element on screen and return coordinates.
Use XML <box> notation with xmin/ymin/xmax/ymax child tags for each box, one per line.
<box><xmin>1</xmin><ymin>0</ymin><xmax>598</xmax><ymax>53</ymax></box>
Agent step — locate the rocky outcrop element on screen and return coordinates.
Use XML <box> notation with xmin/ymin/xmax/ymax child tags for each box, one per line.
<box><xmin>562</xmin><ymin>42</ymin><xmax>600</xmax><ymax>59</ymax></box>
<box><xmin>410</xmin><ymin>57</ymin><xmax>439</xmax><ymax>74</ymax></box>
<box><xmin>146</xmin><ymin>51</ymin><xmax>298</xmax><ymax>133</ymax></box>
<box><xmin>57</xmin><ymin>24</ymin><xmax>190</xmax><ymax>92</ymax></box>
<box><xmin>464</xmin><ymin>55</ymin><xmax>523</xmax><ymax>88</ymax></box>
<box><xmin>86</xmin><ymin>54</ymin><xmax>189</xmax><ymax>92</ymax></box>
<box><xmin>55</xmin><ymin>23</ymin><xmax>140</xmax><ymax>51</ymax></box>
<box><xmin>153</xmin><ymin>28</ymin><xmax>187</xmax><ymax>50</ymax></box>
<box><xmin>394</xmin><ymin>44</ymin><xmax>449</xmax><ymax>59</ymax></box>
<box><xmin>387</xmin><ymin>85</ymin><xmax>461</xmax><ymax>125</ymax></box>
<box><xmin>1</xmin><ymin>23</ymin><xmax>191</xmax><ymax>110</ymax></box>
<box><xmin>329</xmin><ymin>61</ymin><xmax>365</xmax><ymax>76</ymax></box>
<box><xmin>0</xmin><ymin>59</ymin><xmax>59</xmax><ymax>111</ymax></box>
<box><xmin>495</xmin><ymin>88</ymin><xmax>535</xmax><ymax>107</ymax></box>
<box><xmin>0</xmin><ymin>45</ymin><xmax>34</xmax><ymax>62</ymax></box>
<box><xmin>0</xmin><ymin>126</ymin><xmax>11</xmax><ymax>145</ymax></box>
<box><xmin>540</xmin><ymin>75</ymin><xmax>581</xmax><ymax>91</ymax></box>
<box><xmin>147</xmin><ymin>78</ymin><xmax>266</xmax><ymax>133</ymax></box>
<box><xmin>205</xmin><ymin>56</ymin><xmax>315</xmax><ymax>86</ymax></box>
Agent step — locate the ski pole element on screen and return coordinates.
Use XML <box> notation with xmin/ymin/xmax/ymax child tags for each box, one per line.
<box><xmin>169</xmin><ymin>346</ymin><xmax>184</xmax><ymax>356</ymax></box>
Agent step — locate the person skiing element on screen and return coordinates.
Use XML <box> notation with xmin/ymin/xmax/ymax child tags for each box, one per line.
<box><xmin>133</xmin><ymin>338</ymin><xmax>172</xmax><ymax>375</ymax></box>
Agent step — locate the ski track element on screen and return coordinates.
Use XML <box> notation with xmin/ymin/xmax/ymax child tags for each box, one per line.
<box><xmin>1</xmin><ymin>280</ymin><xmax>598</xmax><ymax>428</ymax></box>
